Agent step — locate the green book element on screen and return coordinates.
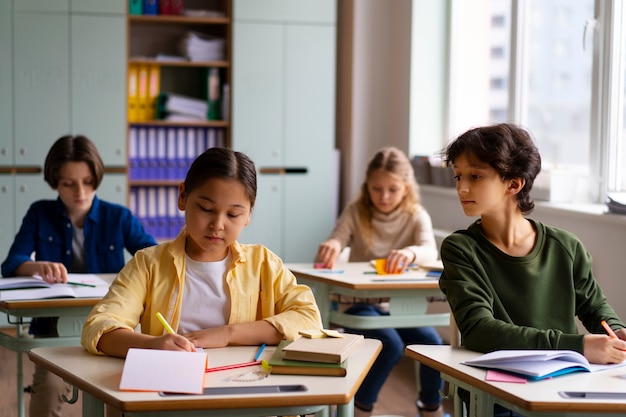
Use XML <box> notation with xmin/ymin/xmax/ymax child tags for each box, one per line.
<box><xmin>268</xmin><ymin>340</ymin><xmax>347</xmax><ymax>377</ymax></box>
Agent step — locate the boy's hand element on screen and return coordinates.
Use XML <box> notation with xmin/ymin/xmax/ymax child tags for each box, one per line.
<box><xmin>583</xmin><ymin>334</ymin><xmax>626</xmax><ymax>364</ymax></box>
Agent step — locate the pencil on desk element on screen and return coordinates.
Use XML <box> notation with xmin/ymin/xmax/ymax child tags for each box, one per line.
<box><xmin>206</xmin><ymin>360</ymin><xmax>262</xmax><ymax>373</ymax></box>
<box><xmin>67</xmin><ymin>281</ymin><xmax>97</xmax><ymax>288</ymax></box>
<box><xmin>254</xmin><ymin>343</ymin><xmax>266</xmax><ymax>361</ymax></box>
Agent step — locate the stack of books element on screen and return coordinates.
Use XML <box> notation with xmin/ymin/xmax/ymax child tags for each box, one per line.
<box><xmin>180</xmin><ymin>32</ymin><xmax>226</xmax><ymax>62</ymax></box>
<box><xmin>268</xmin><ymin>332</ymin><xmax>364</xmax><ymax>377</ymax></box>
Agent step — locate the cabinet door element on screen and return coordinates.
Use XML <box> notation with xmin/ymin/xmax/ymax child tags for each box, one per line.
<box><xmin>0</xmin><ymin>0</ymin><xmax>13</xmax><ymax>166</ymax></box>
<box><xmin>233</xmin><ymin>22</ymin><xmax>283</xmax><ymax>167</ymax></box>
<box><xmin>283</xmin><ymin>24</ymin><xmax>336</xmax><ymax>262</ymax></box>
<box><xmin>233</xmin><ymin>20</ymin><xmax>337</xmax><ymax>262</ymax></box>
<box><xmin>71</xmin><ymin>14</ymin><xmax>126</xmax><ymax>165</ymax></box>
<box><xmin>70</xmin><ymin>0</ymin><xmax>125</xmax><ymax>14</ymax></box>
<box><xmin>234</xmin><ymin>0</ymin><xmax>336</xmax><ymax>24</ymax></box>
<box><xmin>13</xmin><ymin>11</ymin><xmax>70</xmax><ymax>166</ymax></box>
<box><xmin>98</xmin><ymin>174</ymin><xmax>127</xmax><ymax>207</ymax></box>
<box><xmin>0</xmin><ymin>174</ymin><xmax>16</xmax><ymax>260</ymax></box>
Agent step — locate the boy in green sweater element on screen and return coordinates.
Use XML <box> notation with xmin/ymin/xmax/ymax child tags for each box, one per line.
<box><xmin>439</xmin><ymin>123</ymin><xmax>626</xmax><ymax>417</ymax></box>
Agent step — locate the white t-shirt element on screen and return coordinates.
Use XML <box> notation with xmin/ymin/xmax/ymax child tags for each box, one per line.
<box><xmin>178</xmin><ymin>252</ymin><xmax>231</xmax><ymax>334</ymax></box>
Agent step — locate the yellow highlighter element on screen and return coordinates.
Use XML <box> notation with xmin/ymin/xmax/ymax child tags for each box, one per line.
<box><xmin>156</xmin><ymin>312</ymin><xmax>175</xmax><ymax>334</ymax></box>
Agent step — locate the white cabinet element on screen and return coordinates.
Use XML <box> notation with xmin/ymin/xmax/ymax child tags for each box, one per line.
<box><xmin>233</xmin><ymin>0</ymin><xmax>337</xmax><ymax>262</ymax></box>
<box><xmin>0</xmin><ymin>0</ymin><xmax>127</xmax><ymax>261</ymax></box>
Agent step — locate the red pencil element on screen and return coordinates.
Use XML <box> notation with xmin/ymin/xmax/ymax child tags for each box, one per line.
<box><xmin>205</xmin><ymin>360</ymin><xmax>261</xmax><ymax>373</ymax></box>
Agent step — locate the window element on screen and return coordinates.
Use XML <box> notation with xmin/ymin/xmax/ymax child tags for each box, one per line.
<box><xmin>409</xmin><ymin>0</ymin><xmax>626</xmax><ymax>204</ymax></box>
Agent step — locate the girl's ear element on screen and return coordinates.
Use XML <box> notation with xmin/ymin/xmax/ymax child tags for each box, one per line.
<box><xmin>177</xmin><ymin>183</ymin><xmax>186</xmax><ymax>210</ymax></box>
<box><xmin>508</xmin><ymin>177</ymin><xmax>526</xmax><ymax>195</ymax></box>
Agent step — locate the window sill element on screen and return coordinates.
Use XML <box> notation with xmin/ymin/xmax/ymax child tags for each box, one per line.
<box><xmin>420</xmin><ymin>184</ymin><xmax>626</xmax><ymax>227</ymax></box>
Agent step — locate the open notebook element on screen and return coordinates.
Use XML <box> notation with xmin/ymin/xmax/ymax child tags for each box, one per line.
<box><xmin>0</xmin><ymin>274</ymin><xmax>111</xmax><ymax>301</ymax></box>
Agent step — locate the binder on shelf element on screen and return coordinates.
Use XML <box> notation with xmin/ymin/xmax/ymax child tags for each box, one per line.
<box><xmin>147</xmin><ymin>128</ymin><xmax>158</xmax><ymax>179</ymax></box>
<box><xmin>195</xmin><ymin>127</ymin><xmax>206</xmax><ymax>156</ymax></box>
<box><xmin>166</xmin><ymin>128</ymin><xmax>177</xmax><ymax>180</ymax></box>
<box><xmin>128</xmin><ymin>127</ymin><xmax>139</xmax><ymax>180</ymax></box>
<box><xmin>127</xmin><ymin>65</ymin><xmax>139</xmax><ymax>123</ymax></box>
<box><xmin>158</xmin><ymin>0</ymin><xmax>172</xmax><ymax>14</ymax></box>
<box><xmin>129</xmin><ymin>0</ymin><xmax>143</xmax><ymax>15</ymax></box>
<box><xmin>157</xmin><ymin>187</ymin><xmax>168</xmax><ymax>238</ymax></box>
<box><xmin>137</xmin><ymin>187</ymin><xmax>149</xmax><ymax>234</ymax></box>
<box><xmin>157</xmin><ymin>128</ymin><xmax>167</xmax><ymax>180</ymax></box>
<box><xmin>137</xmin><ymin>127</ymin><xmax>148</xmax><ymax>180</ymax></box>
<box><xmin>186</xmin><ymin>128</ymin><xmax>197</xmax><ymax>174</ymax></box>
<box><xmin>148</xmin><ymin>65</ymin><xmax>161</xmax><ymax>121</ymax></box>
<box><xmin>170</xmin><ymin>0</ymin><xmax>183</xmax><ymax>15</ymax></box>
<box><xmin>129</xmin><ymin>188</ymin><xmax>137</xmax><ymax>220</ymax></box>
<box><xmin>216</xmin><ymin>128</ymin><xmax>226</xmax><ymax>148</ymax></box>
<box><xmin>167</xmin><ymin>186</ymin><xmax>180</xmax><ymax>238</ymax></box>
<box><xmin>176</xmin><ymin>127</ymin><xmax>187</xmax><ymax>179</ymax></box>
<box><xmin>206</xmin><ymin>67</ymin><xmax>221</xmax><ymax>120</ymax></box>
<box><xmin>137</xmin><ymin>65</ymin><xmax>150</xmax><ymax>121</ymax></box>
<box><xmin>147</xmin><ymin>187</ymin><xmax>158</xmax><ymax>237</ymax></box>
<box><xmin>143</xmin><ymin>0</ymin><xmax>158</xmax><ymax>15</ymax></box>
<box><xmin>207</xmin><ymin>128</ymin><xmax>217</xmax><ymax>149</ymax></box>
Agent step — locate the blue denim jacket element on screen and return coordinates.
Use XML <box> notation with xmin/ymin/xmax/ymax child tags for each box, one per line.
<box><xmin>1</xmin><ymin>196</ymin><xmax>157</xmax><ymax>277</ymax></box>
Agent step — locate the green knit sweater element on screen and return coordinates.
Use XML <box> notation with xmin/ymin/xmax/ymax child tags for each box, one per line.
<box><xmin>440</xmin><ymin>219</ymin><xmax>624</xmax><ymax>354</ymax></box>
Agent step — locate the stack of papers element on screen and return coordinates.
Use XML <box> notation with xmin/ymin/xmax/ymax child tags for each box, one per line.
<box><xmin>180</xmin><ymin>32</ymin><xmax>226</xmax><ymax>62</ymax></box>
<box><xmin>157</xmin><ymin>92</ymin><xmax>207</xmax><ymax>120</ymax></box>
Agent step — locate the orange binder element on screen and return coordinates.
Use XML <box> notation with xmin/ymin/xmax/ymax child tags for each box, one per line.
<box><xmin>147</xmin><ymin>65</ymin><xmax>161</xmax><ymax>120</ymax></box>
<box><xmin>127</xmin><ymin>64</ymin><xmax>139</xmax><ymax>122</ymax></box>
<box><xmin>137</xmin><ymin>64</ymin><xmax>150</xmax><ymax>121</ymax></box>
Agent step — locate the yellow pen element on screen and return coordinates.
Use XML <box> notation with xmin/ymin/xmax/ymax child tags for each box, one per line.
<box><xmin>156</xmin><ymin>312</ymin><xmax>175</xmax><ymax>334</ymax></box>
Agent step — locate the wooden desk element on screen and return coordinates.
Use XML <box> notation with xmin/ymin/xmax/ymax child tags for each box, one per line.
<box><xmin>0</xmin><ymin>273</ymin><xmax>116</xmax><ymax>417</ymax></box>
<box><xmin>287</xmin><ymin>262</ymin><xmax>450</xmax><ymax>330</ymax></box>
<box><xmin>28</xmin><ymin>339</ymin><xmax>382</xmax><ymax>417</ymax></box>
<box><xmin>406</xmin><ymin>344</ymin><xmax>626</xmax><ymax>417</ymax></box>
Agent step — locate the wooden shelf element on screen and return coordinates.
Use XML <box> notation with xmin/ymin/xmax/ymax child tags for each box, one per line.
<box><xmin>129</xmin><ymin>120</ymin><xmax>229</xmax><ymax>127</ymax></box>
<box><xmin>128</xmin><ymin>15</ymin><xmax>230</xmax><ymax>25</ymax></box>
<box><xmin>128</xmin><ymin>58</ymin><xmax>229</xmax><ymax>68</ymax></box>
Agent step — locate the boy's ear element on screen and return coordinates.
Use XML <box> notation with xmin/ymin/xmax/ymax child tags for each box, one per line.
<box><xmin>508</xmin><ymin>177</ymin><xmax>526</xmax><ymax>195</ymax></box>
<box><xmin>177</xmin><ymin>183</ymin><xmax>186</xmax><ymax>210</ymax></box>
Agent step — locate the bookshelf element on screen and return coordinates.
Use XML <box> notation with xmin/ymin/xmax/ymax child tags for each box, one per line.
<box><xmin>126</xmin><ymin>0</ymin><xmax>232</xmax><ymax>240</ymax></box>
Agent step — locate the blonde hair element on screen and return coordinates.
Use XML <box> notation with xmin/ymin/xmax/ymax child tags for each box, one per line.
<box><xmin>356</xmin><ymin>146</ymin><xmax>421</xmax><ymax>246</ymax></box>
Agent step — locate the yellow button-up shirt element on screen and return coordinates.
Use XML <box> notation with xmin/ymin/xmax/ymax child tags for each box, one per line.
<box><xmin>82</xmin><ymin>227</ymin><xmax>322</xmax><ymax>354</ymax></box>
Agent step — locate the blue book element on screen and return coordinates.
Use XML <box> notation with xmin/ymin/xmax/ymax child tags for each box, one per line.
<box><xmin>143</xmin><ymin>0</ymin><xmax>158</xmax><ymax>15</ymax></box>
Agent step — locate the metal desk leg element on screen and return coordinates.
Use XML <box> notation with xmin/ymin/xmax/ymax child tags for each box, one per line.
<box><xmin>336</xmin><ymin>398</ymin><xmax>355</xmax><ymax>417</ymax></box>
<box><xmin>82</xmin><ymin>391</ymin><xmax>105</xmax><ymax>417</ymax></box>
<box><xmin>16</xmin><ymin>322</ymin><xmax>25</xmax><ymax>417</ymax></box>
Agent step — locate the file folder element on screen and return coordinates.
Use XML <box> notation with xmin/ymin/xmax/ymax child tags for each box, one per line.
<box><xmin>129</xmin><ymin>0</ymin><xmax>143</xmax><ymax>15</ymax></box>
<box><xmin>148</xmin><ymin>65</ymin><xmax>160</xmax><ymax>120</ymax></box>
<box><xmin>147</xmin><ymin>187</ymin><xmax>158</xmax><ymax>237</ymax></box>
<box><xmin>127</xmin><ymin>65</ymin><xmax>139</xmax><ymax>122</ymax></box>
<box><xmin>157</xmin><ymin>187</ymin><xmax>168</xmax><ymax>238</ymax></box>
<box><xmin>206</xmin><ymin>67</ymin><xmax>221</xmax><ymax>120</ymax></box>
<box><xmin>166</xmin><ymin>128</ymin><xmax>177</xmax><ymax>180</ymax></box>
<box><xmin>157</xmin><ymin>127</ymin><xmax>167</xmax><ymax>180</ymax></box>
<box><xmin>128</xmin><ymin>127</ymin><xmax>138</xmax><ymax>180</ymax></box>
<box><xmin>137</xmin><ymin>65</ymin><xmax>149</xmax><ymax>121</ymax></box>
<box><xmin>137</xmin><ymin>127</ymin><xmax>148</xmax><ymax>180</ymax></box>
<box><xmin>147</xmin><ymin>127</ymin><xmax>158</xmax><ymax>179</ymax></box>
<box><xmin>176</xmin><ymin>127</ymin><xmax>187</xmax><ymax>179</ymax></box>
<box><xmin>167</xmin><ymin>186</ymin><xmax>180</xmax><ymax>238</ymax></box>
<box><xmin>143</xmin><ymin>0</ymin><xmax>158</xmax><ymax>15</ymax></box>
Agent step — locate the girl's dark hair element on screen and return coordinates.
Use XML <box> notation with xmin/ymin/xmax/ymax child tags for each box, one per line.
<box><xmin>443</xmin><ymin>123</ymin><xmax>542</xmax><ymax>214</ymax></box>
<box><xmin>184</xmin><ymin>147</ymin><xmax>257</xmax><ymax>208</ymax></box>
<box><xmin>44</xmin><ymin>135</ymin><xmax>104</xmax><ymax>189</ymax></box>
